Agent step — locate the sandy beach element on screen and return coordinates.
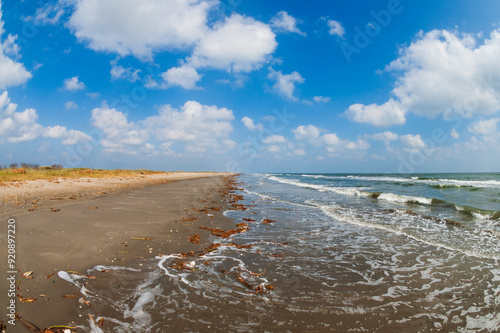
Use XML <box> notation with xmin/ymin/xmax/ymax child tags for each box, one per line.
<box><xmin>0</xmin><ymin>172</ymin><xmax>238</xmax><ymax>331</ymax></box>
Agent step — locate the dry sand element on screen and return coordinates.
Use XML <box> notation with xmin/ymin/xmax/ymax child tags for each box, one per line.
<box><xmin>0</xmin><ymin>172</ymin><xmax>239</xmax><ymax>331</ymax></box>
<box><xmin>0</xmin><ymin>172</ymin><xmax>224</xmax><ymax>217</ymax></box>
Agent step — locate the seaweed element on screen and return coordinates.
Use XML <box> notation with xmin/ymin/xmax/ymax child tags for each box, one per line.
<box><xmin>199</xmin><ymin>223</ymin><xmax>249</xmax><ymax>238</ymax></box>
<box><xmin>17</xmin><ymin>294</ymin><xmax>37</xmax><ymax>303</ymax></box>
<box><xmin>171</xmin><ymin>260</ymin><xmax>194</xmax><ymax>271</ymax></box>
<box><xmin>187</xmin><ymin>234</ymin><xmax>201</xmax><ymax>244</ymax></box>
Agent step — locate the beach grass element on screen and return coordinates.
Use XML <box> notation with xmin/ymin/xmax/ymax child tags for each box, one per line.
<box><xmin>0</xmin><ymin>167</ymin><xmax>167</xmax><ymax>183</ymax></box>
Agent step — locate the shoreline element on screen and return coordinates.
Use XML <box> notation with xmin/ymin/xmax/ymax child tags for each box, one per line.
<box><xmin>0</xmin><ymin>173</ymin><xmax>240</xmax><ymax>331</ymax></box>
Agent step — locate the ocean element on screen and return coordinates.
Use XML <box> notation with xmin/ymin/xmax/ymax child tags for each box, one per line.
<box><xmin>72</xmin><ymin>173</ymin><xmax>500</xmax><ymax>332</ymax></box>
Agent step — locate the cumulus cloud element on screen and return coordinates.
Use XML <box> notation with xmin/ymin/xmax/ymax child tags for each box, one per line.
<box><xmin>0</xmin><ymin>3</ymin><xmax>32</xmax><ymax>89</ymax></box>
<box><xmin>468</xmin><ymin>118</ymin><xmax>499</xmax><ymax>136</ymax></box>
<box><xmin>466</xmin><ymin>118</ymin><xmax>500</xmax><ymax>147</ymax></box>
<box><xmin>270</xmin><ymin>11</ymin><xmax>305</xmax><ymax>36</ymax></box>
<box><xmin>366</xmin><ymin>131</ymin><xmax>399</xmax><ymax>141</ymax></box>
<box><xmin>263</xmin><ymin>135</ymin><xmax>287</xmax><ymax>144</ymax></box>
<box><xmin>65</xmin><ymin>2</ymin><xmax>277</xmax><ymax>89</ymax></box>
<box><xmin>346</xmin><ymin>139</ymin><xmax>370</xmax><ymax>150</ymax></box>
<box><xmin>327</xmin><ymin>20</ymin><xmax>345</xmax><ymax>38</ymax></box>
<box><xmin>91</xmin><ymin>103</ymin><xmax>149</xmax><ymax>153</ymax></box>
<box><xmin>43</xmin><ymin>125</ymin><xmax>91</xmax><ymax>145</ymax></box>
<box><xmin>189</xmin><ymin>14</ymin><xmax>277</xmax><ymax>73</ymax></box>
<box><xmin>63</xmin><ymin>76</ymin><xmax>85</xmax><ymax>91</ymax></box>
<box><xmin>399</xmin><ymin>134</ymin><xmax>426</xmax><ymax>152</ymax></box>
<box><xmin>293</xmin><ymin>124</ymin><xmax>370</xmax><ymax>153</ymax></box>
<box><xmin>322</xmin><ymin>133</ymin><xmax>340</xmax><ymax>146</ymax></box>
<box><xmin>346</xmin><ymin>29</ymin><xmax>500</xmax><ymax>127</ymax></box>
<box><xmin>161</xmin><ymin>65</ymin><xmax>202</xmax><ymax>89</ymax></box>
<box><xmin>241</xmin><ymin>116</ymin><xmax>263</xmax><ymax>131</ymax></box>
<box><xmin>346</xmin><ymin>98</ymin><xmax>406</xmax><ymax>127</ymax></box>
<box><xmin>293</xmin><ymin>124</ymin><xmax>322</xmax><ymax>145</ymax></box>
<box><xmin>64</xmin><ymin>101</ymin><xmax>78</xmax><ymax>110</ymax></box>
<box><xmin>0</xmin><ymin>91</ymin><xmax>90</xmax><ymax>145</ymax></box>
<box><xmin>142</xmin><ymin>101</ymin><xmax>235</xmax><ymax>153</ymax></box>
<box><xmin>68</xmin><ymin>0</ymin><xmax>215</xmax><ymax>59</ymax></box>
<box><xmin>268</xmin><ymin>68</ymin><xmax>304</xmax><ymax>100</ymax></box>
<box><xmin>110</xmin><ymin>58</ymin><xmax>141</xmax><ymax>82</ymax></box>
<box><xmin>293</xmin><ymin>148</ymin><xmax>306</xmax><ymax>156</ymax></box>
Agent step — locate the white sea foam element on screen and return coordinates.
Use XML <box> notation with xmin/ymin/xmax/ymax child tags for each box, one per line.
<box><xmin>308</xmin><ymin>201</ymin><xmax>500</xmax><ymax>260</ymax></box>
<box><xmin>268</xmin><ymin>175</ymin><xmax>366</xmax><ymax>196</ymax></box>
<box><xmin>88</xmin><ymin>316</ymin><xmax>105</xmax><ymax>333</ymax></box>
<box><xmin>332</xmin><ymin>174</ymin><xmax>500</xmax><ymax>189</ymax></box>
<box><xmin>269</xmin><ymin>175</ymin><xmax>435</xmax><ymax>205</ymax></box>
<box><xmin>377</xmin><ymin>192</ymin><xmax>433</xmax><ymax>205</ymax></box>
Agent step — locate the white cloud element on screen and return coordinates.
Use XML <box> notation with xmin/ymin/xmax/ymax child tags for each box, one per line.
<box><xmin>263</xmin><ymin>135</ymin><xmax>287</xmax><ymax>144</ymax></box>
<box><xmin>266</xmin><ymin>145</ymin><xmax>281</xmax><ymax>153</ymax></box>
<box><xmin>0</xmin><ymin>3</ymin><xmax>32</xmax><ymax>89</ymax></box>
<box><xmin>67</xmin><ymin>2</ymin><xmax>277</xmax><ymax>89</ymax></box>
<box><xmin>87</xmin><ymin>92</ymin><xmax>100</xmax><ymax>99</ymax></box>
<box><xmin>466</xmin><ymin>118</ymin><xmax>500</xmax><ymax>147</ymax></box>
<box><xmin>293</xmin><ymin>123</ymin><xmax>370</xmax><ymax>154</ymax></box>
<box><xmin>293</xmin><ymin>149</ymin><xmax>306</xmax><ymax>156</ymax></box>
<box><xmin>346</xmin><ymin>139</ymin><xmax>370</xmax><ymax>150</ymax></box>
<box><xmin>327</xmin><ymin>20</ymin><xmax>345</xmax><ymax>38</ymax></box>
<box><xmin>161</xmin><ymin>65</ymin><xmax>201</xmax><ymax>89</ymax></box>
<box><xmin>91</xmin><ymin>103</ymin><xmax>149</xmax><ymax>152</ymax></box>
<box><xmin>64</xmin><ymin>76</ymin><xmax>85</xmax><ymax>91</ymax></box>
<box><xmin>293</xmin><ymin>124</ymin><xmax>322</xmax><ymax>145</ymax></box>
<box><xmin>159</xmin><ymin>141</ymin><xmax>175</xmax><ymax>156</ymax></box>
<box><xmin>64</xmin><ymin>101</ymin><xmax>78</xmax><ymax>110</ymax></box>
<box><xmin>367</xmin><ymin>131</ymin><xmax>399</xmax><ymax>141</ymax></box>
<box><xmin>43</xmin><ymin>125</ymin><xmax>91</xmax><ymax>145</ymax></box>
<box><xmin>313</xmin><ymin>96</ymin><xmax>331</xmax><ymax>103</ymax></box>
<box><xmin>323</xmin><ymin>134</ymin><xmax>371</xmax><ymax>153</ymax></box>
<box><xmin>144</xmin><ymin>76</ymin><xmax>159</xmax><ymax>89</ymax></box>
<box><xmin>142</xmin><ymin>100</ymin><xmax>235</xmax><ymax>153</ymax></box>
<box><xmin>0</xmin><ymin>105</ymin><xmax>43</xmax><ymax>143</ymax></box>
<box><xmin>241</xmin><ymin>116</ymin><xmax>263</xmax><ymax>131</ymax></box>
<box><xmin>28</xmin><ymin>1</ymin><xmax>67</xmax><ymax>25</ymax></box>
<box><xmin>0</xmin><ymin>91</ymin><xmax>89</xmax><ymax>145</ymax></box>
<box><xmin>346</xmin><ymin>98</ymin><xmax>406</xmax><ymax>127</ymax></box>
<box><xmin>322</xmin><ymin>133</ymin><xmax>341</xmax><ymax>146</ymax></box>
<box><xmin>346</xmin><ymin>29</ymin><xmax>500</xmax><ymax>127</ymax></box>
<box><xmin>68</xmin><ymin>0</ymin><xmax>216</xmax><ymax>59</ymax></box>
<box><xmin>400</xmin><ymin>134</ymin><xmax>426</xmax><ymax>151</ymax></box>
<box><xmin>450</xmin><ymin>128</ymin><xmax>459</xmax><ymax>139</ymax></box>
<box><xmin>189</xmin><ymin>14</ymin><xmax>277</xmax><ymax>73</ymax></box>
<box><xmin>110</xmin><ymin>58</ymin><xmax>141</xmax><ymax>82</ymax></box>
<box><xmin>468</xmin><ymin>118</ymin><xmax>499</xmax><ymax>136</ymax></box>
<box><xmin>268</xmin><ymin>68</ymin><xmax>305</xmax><ymax>100</ymax></box>
<box><xmin>270</xmin><ymin>11</ymin><xmax>305</xmax><ymax>36</ymax></box>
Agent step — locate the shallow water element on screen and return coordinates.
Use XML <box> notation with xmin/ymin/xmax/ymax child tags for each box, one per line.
<box><xmin>66</xmin><ymin>173</ymin><xmax>500</xmax><ymax>332</ymax></box>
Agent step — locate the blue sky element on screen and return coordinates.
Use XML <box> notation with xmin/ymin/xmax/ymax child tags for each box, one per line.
<box><xmin>1</xmin><ymin>0</ymin><xmax>500</xmax><ymax>173</ymax></box>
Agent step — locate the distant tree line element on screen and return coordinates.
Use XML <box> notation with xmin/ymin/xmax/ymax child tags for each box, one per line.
<box><xmin>0</xmin><ymin>163</ymin><xmax>64</xmax><ymax>170</ymax></box>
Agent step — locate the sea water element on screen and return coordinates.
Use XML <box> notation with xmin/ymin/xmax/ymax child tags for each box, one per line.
<box><xmin>70</xmin><ymin>173</ymin><xmax>500</xmax><ymax>332</ymax></box>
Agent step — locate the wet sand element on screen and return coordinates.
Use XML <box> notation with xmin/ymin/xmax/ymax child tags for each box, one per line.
<box><xmin>0</xmin><ymin>173</ymin><xmax>237</xmax><ymax>331</ymax></box>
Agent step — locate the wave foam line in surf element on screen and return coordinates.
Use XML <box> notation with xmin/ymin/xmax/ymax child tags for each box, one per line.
<box><xmin>244</xmin><ymin>188</ymin><xmax>316</xmax><ymax>208</ymax></box>
<box><xmin>268</xmin><ymin>176</ymin><xmax>367</xmax><ymax>196</ymax></box>
<box><xmin>156</xmin><ymin>249</ymin><xmax>270</xmax><ymax>294</ymax></box>
<box><xmin>330</xmin><ymin>174</ymin><xmax>500</xmax><ymax>189</ymax></box>
<box><xmin>308</xmin><ymin>201</ymin><xmax>500</xmax><ymax>260</ymax></box>
<box><xmin>269</xmin><ymin>175</ymin><xmax>433</xmax><ymax>205</ymax></box>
